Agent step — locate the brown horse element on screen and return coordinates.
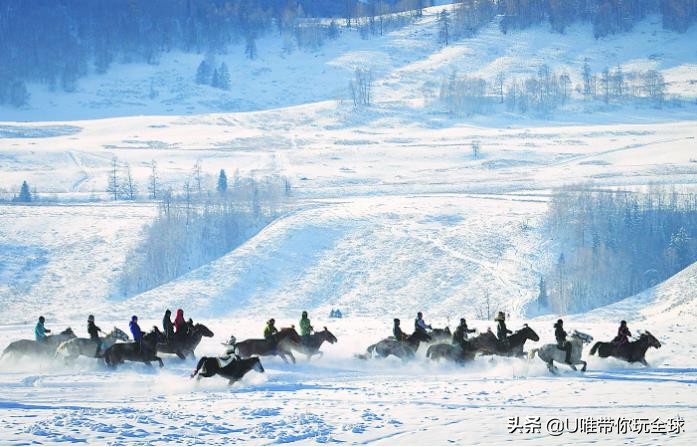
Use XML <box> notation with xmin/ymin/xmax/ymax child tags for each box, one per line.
<box><xmin>157</xmin><ymin>323</ymin><xmax>214</xmax><ymax>359</ymax></box>
<box><xmin>191</xmin><ymin>356</ymin><xmax>265</xmax><ymax>385</ymax></box>
<box><xmin>104</xmin><ymin>330</ymin><xmax>164</xmax><ymax>368</ymax></box>
<box><xmin>2</xmin><ymin>328</ymin><xmax>76</xmax><ymax>359</ymax></box>
<box><xmin>426</xmin><ymin>342</ymin><xmax>477</xmax><ymax>364</ymax></box>
<box><xmin>359</xmin><ymin>330</ymin><xmax>432</xmax><ymax>361</ymax></box>
<box><xmin>282</xmin><ymin>327</ymin><xmax>338</xmax><ymax>361</ymax></box>
<box><xmin>235</xmin><ymin>327</ymin><xmax>301</xmax><ymax>364</ymax></box>
<box><xmin>589</xmin><ymin>331</ymin><xmax>661</xmax><ymax>366</ymax></box>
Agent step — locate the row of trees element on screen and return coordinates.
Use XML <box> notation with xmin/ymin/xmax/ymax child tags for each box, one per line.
<box><xmin>439</xmin><ymin>62</ymin><xmax>668</xmax><ymax>117</ymax></box>
<box><xmin>117</xmin><ymin>173</ymin><xmax>291</xmax><ymax>297</ymax></box>
<box><xmin>196</xmin><ymin>60</ymin><xmax>232</xmax><ymax>90</ymax></box>
<box><xmin>541</xmin><ymin>186</ymin><xmax>697</xmax><ymax>314</ymax></box>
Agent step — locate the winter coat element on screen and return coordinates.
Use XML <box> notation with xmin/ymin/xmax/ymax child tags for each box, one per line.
<box><xmin>414</xmin><ymin>318</ymin><xmax>431</xmax><ymax>333</ymax></box>
<box><xmin>88</xmin><ymin>321</ymin><xmax>101</xmax><ymax>341</ymax></box>
<box><xmin>452</xmin><ymin>323</ymin><xmax>476</xmax><ymax>345</ymax></box>
<box><xmin>497</xmin><ymin>320</ymin><xmax>512</xmax><ymax>341</ymax></box>
<box><xmin>393</xmin><ymin>325</ymin><xmax>407</xmax><ymax>341</ymax></box>
<box><xmin>264</xmin><ymin>323</ymin><xmax>278</xmax><ymax>339</ymax></box>
<box><xmin>299</xmin><ymin>317</ymin><xmax>313</xmax><ymax>337</ymax></box>
<box><xmin>554</xmin><ymin>324</ymin><xmax>567</xmax><ymax>345</ymax></box>
<box><xmin>174</xmin><ymin>310</ymin><xmax>186</xmax><ymax>334</ymax></box>
<box><xmin>163</xmin><ymin>313</ymin><xmax>174</xmax><ymax>339</ymax></box>
<box><xmin>129</xmin><ymin>320</ymin><xmax>143</xmax><ymax>342</ymax></box>
<box><xmin>613</xmin><ymin>325</ymin><xmax>631</xmax><ymax>345</ymax></box>
<box><xmin>34</xmin><ymin>321</ymin><xmax>48</xmax><ymax>341</ymax></box>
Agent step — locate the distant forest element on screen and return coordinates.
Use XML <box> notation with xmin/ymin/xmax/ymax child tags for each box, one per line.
<box><xmin>0</xmin><ymin>0</ymin><xmax>695</xmax><ymax>108</ymax></box>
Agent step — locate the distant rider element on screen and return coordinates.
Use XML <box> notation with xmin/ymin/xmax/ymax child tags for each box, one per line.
<box><xmin>174</xmin><ymin>309</ymin><xmax>187</xmax><ymax>340</ymax></box>
<box><xmin>414</xmin><ymin>312</ymin><xmax>432</xmax><ymax>334</ymax></box>
<box><xmin>163</xmin><ymin>309</ymin><xmax>174</xmax><ymax>343</ymax></box>
<box><xmin>264</xmin><ymin>318</ymin><xmax>279</xmax><ymax>351</ymax></box>
<box><xmin>495</xmin><ymin>311</ymin><xmax>512</xmax><ymax>348</ymax></box>
<box><xmin>87</xmin><ymin>314</ymin><xmax>103</xmax><ymax>356</ymax></box>
<box><xmin>612</xmin><ymin>320</ymin><xmax>631</xmax><ymax>347</ymax></box>
<box><xmin>299</xmin><ymin>311</ymin><xmax>313</xmax><ymax>346</ymax></box>
<box><xmin>129</xmin><ymin>315</ymin><xmax>143</xmax><ymax>351</ymax></box>
<box><xmin>554</xmin><ymin>319</ymin><xmax>572</xmax><ymax>364</ymax></box>
<box><xmin>393</xmin><ymin>318</ymin><xmax>408</xmax><ymax>342</ymax></box>
<box><xmin>452</xmin><ymin>318</ymin><xmax>476</xmax><ymax>349</ymax></box>
<box><xmin>34</xmin><ymin>316</ymin><xmax>51</xmax><ymax>342</ymax></box>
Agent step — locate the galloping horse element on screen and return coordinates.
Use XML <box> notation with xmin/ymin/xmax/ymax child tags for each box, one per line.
<box><xmin>426</xmin><ymin>342</ymin><xmax>477</xmax><ymax>364</ymax></box>
<box><xmin>2</xmin><ymin>328</ymin><xmax>76</xmax><ymax>359</ymax></box>
<box><xmin>428</xmin><ymin>327</ymin><xmax>452</xmax><ymax>343</ymax></box>
<box><xmin>234</xmin><ymin>327</ymin><xmax>302</xmax><ymax>364</ymax></box>
<box><xmin>474</xmin><ymin>325</ymin><xmax>540</xmax><ymax>357</ymax></box>
<box><xmin>56</xmin><ymin>327</ymin><xmax>129</xmax><ymax>362</ymax></box>
<box><xmin>589</xmin><ymin>331</ymin><xmax>661</xmax><ymax>366</ymax></box>
<box><xmin>360</xmin><ymin>330</ymin><xmax>432</xmax><ymax>361</ymax></box>
<box><xmin>157</xmin><ymin>323</ymin><xmax>214</xmax><ymax>359</ymax></box>
<box><xmin>282</xmin><ymin>327</ymin><xmax>338</xmax><ymax>361</ymax></box>
<box><xmin>191</xmin><ymin>356</ymin><xmax>264</xmax><ymax>385</ymax></box>
<box><xmin>530</xmin><ymin>330</ymin><xmax>593</xmax><ymax>373</ymax></box>
<box><xmin>104</xmin><ymin>329</ymin><xmax>164</xmax><ymax>368</ymax></box>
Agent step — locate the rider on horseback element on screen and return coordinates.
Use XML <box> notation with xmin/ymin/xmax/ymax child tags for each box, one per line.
<box><xmin>554</xmin><ymin>319</ymin><xmax>572</xmax><ymax>365</ymax></box>
<box><xmin>34</xmin><ymin>316</ymin><xmax>51</xmax><ymax>342</ymax></box>
<box><xmin>129</xmin><ymin>315</ymin><xmax>143</xmax><ymax>352</ymax></box>
<box><xmin>495</xmin><ymin>311</ymin><xmax>512</xmax><ymax>348</ymax></box>
<box><xmin>612</xmin><ymin>320</ymin><xmax>631</xmax><ymax>346</ymax></box>
<box><xmin>163</xmin><ymin>309</ymin><xmax>174</xmax><ymax>343</ymax></box>
<box><xmin>264</xmin><ymin>319</ymin><xmax>279</xmax><ymax>351</ymax></box>
<box><xmin>88</xmin><ymin>315</ymin><xmax>103</xmax><ymax>357</ymax></box>
<box><xmin>393</xmin><ymin>318</ymin><xmax>408</xmax><ymax>342</ymax></box>
<box><xmin>452</xmin><ymin>318</ymin><xmax>476</xmax><ymax>349</ymax></box>
<box><xmin>299</xmin><ymin>311</ymin><xmax>313</xmax><ymax>346</ymax></box>
<box><xmin>174</xmin><ymin>309</ymin><xmax>187</xmax><ymax>342</ymax></box>
<box><xmin>414</xmin><ymin>312</ymin><xmax>432</xmax><ymax>335</ymax></box>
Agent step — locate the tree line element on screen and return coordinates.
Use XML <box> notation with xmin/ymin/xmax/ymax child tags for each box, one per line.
<box><xmin>539</xmin><ymin>185</ymin><xmax>697</xmax><ymax>314</ymax></box>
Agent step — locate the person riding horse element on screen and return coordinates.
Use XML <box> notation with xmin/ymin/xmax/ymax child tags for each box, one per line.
<box><xmin>414</xmin><ymin>312</ymin><xmax>432</xmax><ymax>335</ymax></box>
<box><xmin>299</xmin><ymin>311</ymin><xmax>313</xmax><ymax>346</ymax></box>
<box><xmin>495</xmin><ymin>311</ymin><xmax>512</xmax><ymax>348</ymax></box>
<box><xmin>35</xmin><ymin>316</ymin><xmax>51</xmax><ymax>342</ymax></box>
<box><xmin>264</xmin><ymin>318</ymin><xmax>279</xmax><ymax>351</ymax></box>
<box><xmin>129</xmin><ymin>315</ymin><xmax>143</xmax><ymax>352</ymax></box>
<box><xmin>452</xmin><ymin>318</ymin><xmax>476</xmax><ymax>349</ymax></box>
<box><xmin>612</xmin><ymin>320</ymin><xmax>631</xmax><ymax>347</ymax></box>
<box><xmin>393</xmin><ymin>318</ymin><xmax>408</xmax><ymax>342</ymax></box>
<box><xmin>87</xmin><ymin>314</ymin><xmax>103</xmax><ymax>357</ymax></box>
<box><xmin>163</xmin><ymin>309</ymin><xmax>174</xmax><ymax>343</ymax></box>
<box><xmin>554</xmin><ymin>319</ymin><xmax>572</xmax><ymax>365</ymax></box>
<box><xmin>174</xmin><ymin>309</ymin><xmax>187</xmax><ymax>342</ymax></box>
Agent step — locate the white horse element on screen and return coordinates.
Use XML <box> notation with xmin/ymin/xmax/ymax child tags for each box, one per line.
<box><xmin>530</xmin><ymin>330</ymin><xmax>593</xmax><ymax>373</ymax></box>
<box><xmin>56</xmin><ymin>327</ymin><xmax>129</xmax><ymax>362</ymax></box>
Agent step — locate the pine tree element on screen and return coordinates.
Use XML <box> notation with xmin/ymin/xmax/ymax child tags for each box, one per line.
<box><xmin>17</xmin><ymin>180</ymin><xmax>32</xmax><ymax>202</ymax></box>
<box><xmin>148</xmin><ymin>160</ymin><xmax>159</xmax><ymax>200</ymax></box>
<box><xmin>217</xmin><ymin>169</ymin><xmax>228</xmax><ymax>195</ymax></box>
<box><xmin>537</xmin><ymin>277</ymin><xmax>548</xmax><ymax>310</ymax></box>
<box><xmin>217</xmin><ymin>63</ymin><xmax>231</xmax><ymax>90</ymax></box>
<box><xmin>196</xmin><ymin>60</ymin><xmax>212</xmax><ymax>85</ymax></box>
<box><xmin>245</xmin><ymin>35</ymin><xmax>257</xmax><ymax>60</ymax></box>
<box><xmin>211</xmin><ymin>69</ymin><xmax>220</xmax><ymax>89</ymax></box>
<box><xmin>106</xmin><ymin>157</ymin><xmax>120</xmax><ymax>200</ymax></box>
<box><xmin>438</xmin><ymin>10</ymin><xmax>450</xmax><ymax>46</ymax></box>
<box><xmin>582</xmin><ymin>58</ymin><xmax>592</xmax><ymax>96</ymax></box>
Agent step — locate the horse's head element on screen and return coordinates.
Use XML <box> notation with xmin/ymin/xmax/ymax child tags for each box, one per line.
<box><xmin>640</xmin><ymin>330</ymin><xmax>662</xmax><ymax>349</ymax></box>
<box><xmin>519</xmin><ymin>324</ymin><xmax>539</xmax><ymax>342</ymax></box>
<box><xmin>280</xmin><ymin>327</ymin><xmax>301</xmax><ymax>343</ymax></box>
<box><xmin>322</xmin><ymin>327</ymin><xmax>338</xmax><ymax>344</ymax></box>
<box><xmin>251</xmin><ymin>357</ymin><xmax>265</xmax><ymax>373</ymax></box>
<box><xmin>111</xmin><ymin>327</ymin><xmax>130</xmax><ymax>341</ymax></box>
<box><xmin>571</xmin><ymin>330</ymin><xmax>593</xmax><ymax>344</ymax></box>
<box><xmin>194</xmin><ymin>323</ymin><xmax>214</xmax><ymax>338</ymax></box>
<box><xmin>62</xmin><ymin>327</ymin><xmax>76</xmax><ymax>337</ymax></box>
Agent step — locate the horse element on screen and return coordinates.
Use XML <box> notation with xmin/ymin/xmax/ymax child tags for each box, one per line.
<box><xmin>55</xmin><ymin>327</ymin><xmax>129</xmax><ymax>363</ymax></box>
<box><xmin>428</xmin><ymin>327</ymin><xmax>452</xmax><ymax>343</ymax></box>
<box><xmin>282</xmin><ymin>327</ymin><xmax>338</xmax><ymax>361</ymax></box>
<box><xmin>426</xmin><ymin>342</ymin><xmax>477</xmax><ymax>364</ymax></box>
<box><xmin>475</xmin><ymin>324</ymin><xmax>540</xmax><ymax>357</ymax></box>
<box><xmin>234</xmin><ymin>327</ymin><xmax>301</xmax><ymax>364</ymax></box>
<box><xmin>530</xmin><ymin>330</ymin><xmax>594</xmax><ymax>373</ymax></box>
<box><xmin>589</xmin><ymin>330</ymin><xmax>661</xmax><ymax>366</ymax></box>
<box><xmin>359</xmin><ymin>330</ymin><xmax>432</xmax><ymax>361</ymax></box>
<box><xmin>157</xmin><ymin>323</ymin><xmax>214</xmax><ymax>359</ymax></box>
<box><xmin>2</xmin><ymin>328</ymin><xmax>76</xmax><ymax>359</ymax></box>
<box><xmin>190</xmin><ymin>356</ymin><xmax>264</xmax><ymax>385</ymax></box>
<box><xmin>103</xmin><ymin>329</ymin><xmax>164</xmax><ymax>368</ymax></box>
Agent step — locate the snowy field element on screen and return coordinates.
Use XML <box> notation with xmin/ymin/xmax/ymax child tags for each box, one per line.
<box><xmin>2</xmin><ymin>3</ymin><xmax>697</xmax><ymax>445</ymax></box>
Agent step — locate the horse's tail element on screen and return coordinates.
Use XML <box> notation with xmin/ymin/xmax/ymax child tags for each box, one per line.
<box><xmin>589</xmin><ymin>342</ymin><xmax>600</xmax><ymax>356</ymax></box>
<box><xmin>528</xmin><ymin>348</ymin><xmax>539</xmax><ymax>360</ymax></box>
<box><xmin>366</xmin><ymin>343</ymin><xmax>378</xmax><ymax>358</ymax></box>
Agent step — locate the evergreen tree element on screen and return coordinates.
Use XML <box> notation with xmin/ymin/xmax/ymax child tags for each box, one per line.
<box><xmin>211</xmin><ymin>68</ymin><xmax>220</xmax><ymax>89</ymax></box>
<box><xmin>106</xmin><ymin>157</ymin><xmax>120</xmax><ymax>200</ymax></box>
<box><xmin>537</xmin><ymin>277</ymin><xmax>548</xmax><ymax>310</ymax></box>
<box><xmin>196</xmin><ymin>60</ymin><xmax>212</xmax><ymax>85</ymax></box>
<box><xmin>217</xmin><ymin>169</ymin><xmax>228</xmax><ymax>194</ymax></box>
<box><xmin>245</xmin><ymin>35</ymin><xmax>258</xmax><ymax>60</ymax></box>
<box><xmin>17</xmin><ymin>180</ymin><xmax>32</xmax><ymax>202</ymax></box>
<box><xmin>217</xmin><ymin>63</ymin><xmax>231</xmax><ymax>90</ymax></box>
<box><xmin>438</xmin><ymin>9</ymin><xmax>450</xmax><ymax>46</ymax></box>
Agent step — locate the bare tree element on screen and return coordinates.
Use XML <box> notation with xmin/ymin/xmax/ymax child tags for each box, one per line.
<box><xmin>123</xmin><ymin>164</ymin><xmax>138</xmax><ymax>200</ymax></box>
<box><xmin>148</xmin><ymin>160</ymin><xmax>159</xmax><ymax>200</ymax></box>
<box><xmin>106</xmin><ymin>156</ymin><xmax>120</xmax><ymax>200</ymax></box>
<box><xmin>349</xmin><ymin>67</ymin><xmax>373</xmax><ymax>108</ymax></box>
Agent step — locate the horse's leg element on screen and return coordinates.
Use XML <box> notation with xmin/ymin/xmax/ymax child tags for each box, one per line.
<box><xmin>581</xmin><ymin>360</ymin><xmax>587</xmax><ymax>372</ymax></box>
<box><xmin>640</xmin><ymin>358</ymin><xmax>649</xmax><ymax>367</ymax></box>
<box><xmin>286</xmin><ymin>351</ymin><xmax>296</xmax><ymax>364</ymax></box>
<box><xmin>157</xmin><ymin>357</ymin><xmax>164</xmax><ymax>368</ymax></box>
<box><xmin>176</xmin><ymin>350</ymin><xmax>186</xmax><ymax>360</ymax></box>
<box><xmin>317</xmin><ymin>351</ymin><xmax>324</xmax><ymax>359</ymax></box>
<box><xmin>278</xmin><ymin>352</ymin><xmax>289</xmax><ymax>364</ymax></box>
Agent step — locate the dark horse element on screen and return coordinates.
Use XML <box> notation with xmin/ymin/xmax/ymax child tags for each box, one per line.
<box><xmin>235</xmin><ymin>327</ymin><xmax>302</xmax><ymax>364</ymax></box>
<box><xmin>426</xmin><ymin>342</ymin><xmax>477</xmax><ymax>364</ymax></box>
<box><xmin>191</xmin><ymin>356</ymin><xmax>264</xmax><ymax>385</ymax></box>
<box><xmin>283</xmin><ymin>327</ymin><xmax>338</xmax><ymax>361</ymax></box>
<box><xmin>157</xmin><ymin>323</ymin><xmax>214</xmax><ymax>359</ymax></box>
<box><xmin>428</xmin><ymin>327</ymin><xmax>452</xmax><ymax>343</ymax></box>
<box><xmin>2</xmin><ymin>328</ymin><xmax>76</xmax><ymax>359</ymax></box>
<box><xmin>104</xmin><ymin>329</ymin><xmax>164</xmax><ymax>368</ymax></box>
<box><xmin>360</xmin><ymin>330</ymin><xmax>432</xmax><ymax>360</ymax></box>
<box><xmin>474</xmin><ymin>325</ymin><xmax>540</xmax><ymax>357</ymax></box>
<box><xmin>589</xmin><ymin>331</ymin><xmax>662</xmax><ymax>365</ymax></box>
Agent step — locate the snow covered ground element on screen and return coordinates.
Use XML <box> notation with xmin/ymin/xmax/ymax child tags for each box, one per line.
<box><xmin>1</xmin><ymin>4</ymin><xmax>697</xmax><ymax>445</ymax></box>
